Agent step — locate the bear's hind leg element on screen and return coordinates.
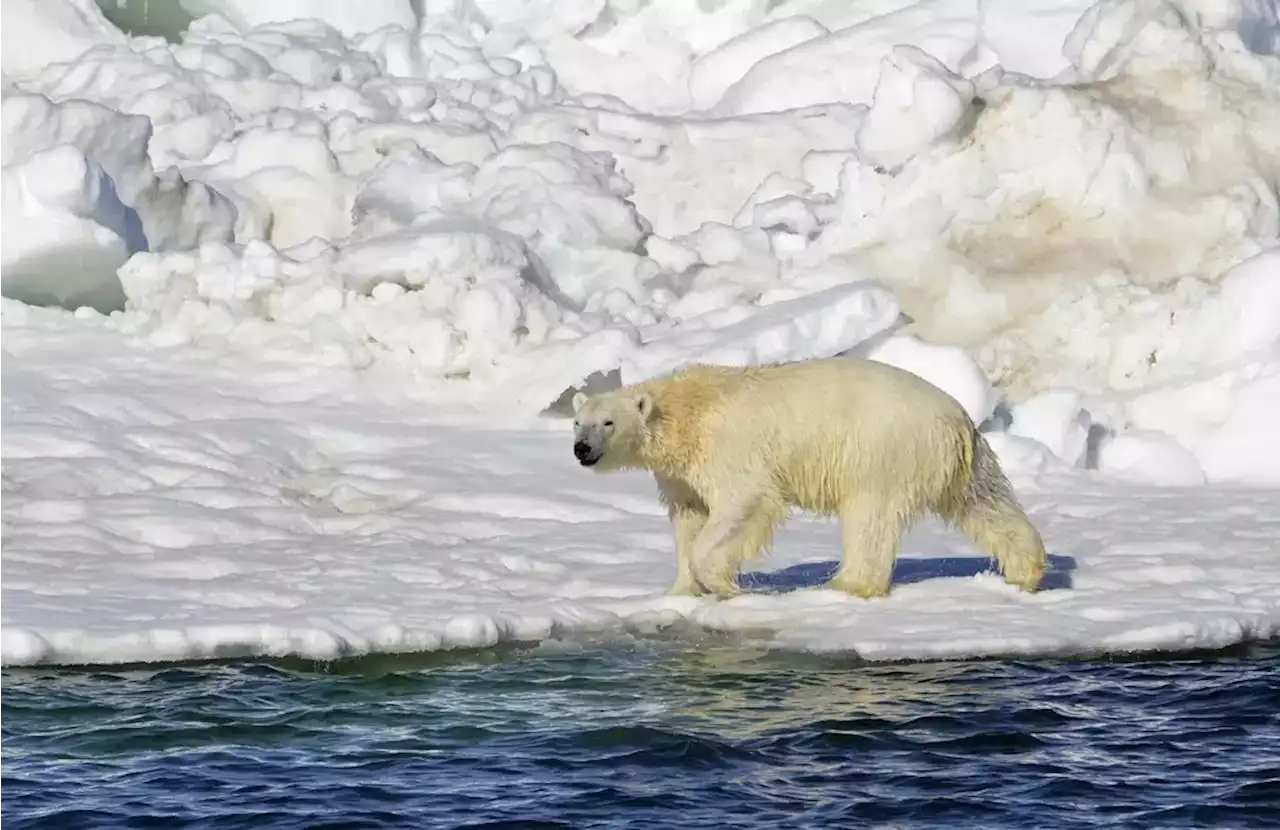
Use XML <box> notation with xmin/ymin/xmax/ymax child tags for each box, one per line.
<box><xmin>828</xmin><ymin>498</ymin><xmax>910</xmax><ymax>599</ymax></box>
<box><xmin>943</xmin><ymin>434</ymin><xmax>1048</xmax><ymax>592</ymax></box>
<box><xmin>955</xmin><ymin>501</ymin><xmax>1047</xmax><ymax>593</ymax></box>
<box><xmin>668</xmin><ymin>505</ymin><xmax>708</xmax><ymax>596</ymax></box>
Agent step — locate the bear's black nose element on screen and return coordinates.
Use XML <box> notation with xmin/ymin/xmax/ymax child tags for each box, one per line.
<box><xmin>573</xmin><ymin>440</ymin><xmax>592</xmax><ymax>460</ymax></box>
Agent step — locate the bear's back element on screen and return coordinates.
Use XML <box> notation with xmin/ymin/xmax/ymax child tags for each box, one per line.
<box><xmin>666</xmin><ymin>357</ymin><xmax>970</xmax><ymax>423</ymax></box>
<box><xmin>645</xmin><ymin>356</ymin><xmax>972</xmax><ymax>467</ymax></box>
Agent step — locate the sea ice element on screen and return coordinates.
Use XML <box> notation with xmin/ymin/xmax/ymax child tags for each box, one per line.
<box><xmin>2</xmin><ymin>306</ymin><xmax>1276</xmax><ymax>667</ymax></box>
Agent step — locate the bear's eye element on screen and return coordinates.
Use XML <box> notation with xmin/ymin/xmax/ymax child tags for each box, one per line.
<box><xmin>603</xmin><ymin>420</ymin><xmax>614</xmax><ymax>427</ymax></box>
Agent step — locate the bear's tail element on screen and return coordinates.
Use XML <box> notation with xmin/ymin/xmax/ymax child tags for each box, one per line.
<box><xmin>946</xmin><ymin>429</ymin><xmax>1048</xmax><ymax>592</ymax></box>
<box><xmin>965</xmin><ymin>430</ymin><xmax>1017</xmax><ymax>514</ymax></box>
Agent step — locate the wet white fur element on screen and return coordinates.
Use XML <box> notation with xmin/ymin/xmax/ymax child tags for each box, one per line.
<box><xmin>572</xmin><ymin>357</ymin><xmax>1047</xmax><ymax>599</ymax></box>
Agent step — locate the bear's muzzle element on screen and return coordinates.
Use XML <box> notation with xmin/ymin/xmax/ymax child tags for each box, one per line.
<box><xmin>573</xmin><ymin>440</ymin><xmax>600</xmax><ymax>466</ymax></box>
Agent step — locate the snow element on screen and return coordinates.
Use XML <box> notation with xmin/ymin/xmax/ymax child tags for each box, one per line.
<box><xmin>178</xmin><ymin>0</ymin><xmax>417</xmax><ymax>40</ymax></box>
<box><xmin>622</xmin><ymin>280</ymin><xmax>904</xmax><ymax>385</ymax></box>
<box><xmin>1</xmin><ymin>94</ymin><xmax>236</xmax><ymax>312</ymax></box>
<box><xmin>2</xmin><ymin>0</ymin><xmax>1279</xmax><ymax>666</ymax></box>
<box><xmin>1006</xmin><ymin>389</ymin><xmax>1096</xmax><ymax>468</ymax></box>
<box><xmin>4</xmin><ymin>304</ymin><xmax>1277</xmax><ymax>667</ymax></box>
<box><xmin>715</xmin><ymin>1</ymin><xmax>997</xmax><ymax>117</ymax></box>
<box><xmin>1093</xmin><ymin>429</ymin><xmax>1208</xmax><ymax>487</ymax></box>
<box><xmin>0</xmin><ymin>0</ymin><xmax>125</xmax><ymax>78</ymax></box>
<box><xmin>688</xmin><ymin>16</ymin><xmax>831</xmax><ymax>113</ymax></box>
<box><xmin>854</xmin><ymin>45</ymin><xmax>977</xmax><ymax>173</ymax></box>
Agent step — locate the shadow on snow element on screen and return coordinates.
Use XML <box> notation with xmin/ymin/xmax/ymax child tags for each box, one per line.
<box><xmin>741</xmin><ymin>554</ymin><xmax>1077</xmax><ymax>593</ymax></box>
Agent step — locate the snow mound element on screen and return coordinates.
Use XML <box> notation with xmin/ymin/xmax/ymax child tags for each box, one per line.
<box><xmin>797</xmin><ymin>0</ymin><xmax>1280</xmax><ymax>403</ymax></box>
<box><xmin>1</xmin><ymin>143</ymin><xmax>135</xmax><ymax>313</ymax></box>
<box><xmin>1094</xmin><ymin>430</ymin><xmax>1207</xmax><ymax>487</ymax></box>
<box><xmin>180</xmin><ymin>0</ymin><xmax>418</xmax><ymax>39</ymax></box>
<box><xmin>623</xmin><ymin>281</ymin><xmax>903</xmax><ymax>385</ymax></box>
<box><xmin>3</xmin><ymin>7</ymin><xmax>906</xmax><ymax>412</ymax></box>
<box><xmin>1082</xmin><ymin>247</ymin><xmax>1280</xmax><ymax>486</ymax></box>
<box><xmin>425</xmin><ymin>0</ymin><xmax>1094</xmax><ymax>115</ymax></box>
<box><xmin>0</xmin><ymin>0</ymin><xmax>125</xmax><ymax>79</ymax></box>
<box><xmin>715</xmin><ymin>2</ymin><xmax>997</xmax><ymax>117</ymax></box>
<box><xmin>117</xmin><ymin>237</ymin><xmax>903</xmax><ymax>417</ymax></box>
<box><xmin>1</xmin><ymin>94</ymin><xmax>236</xmax><ymax>312</ymax></box>
<box><xmin>854</xmin><ymin>45</ymin><xmax>977</xmax><ymax>174</ymax></box>
<box><xmin>506</xmin><ymin>102</ymin><xmax>867</xmax><ymax>239</ymax></box>
<box><xmin>2</xmin><ymin>0</ymin><xmax>1277</xmax><ymax>454</ymax></box>
<box><xmin>688</xmin><ymin>16</ymin><xmax>830</xmax><ymax>113</ymax></box>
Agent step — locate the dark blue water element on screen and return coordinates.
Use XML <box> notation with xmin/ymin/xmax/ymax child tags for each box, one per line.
<box><xmin>4</xmin><ymin>637</ymin><xmax>1279</xmax><ymax>829</ymax></box>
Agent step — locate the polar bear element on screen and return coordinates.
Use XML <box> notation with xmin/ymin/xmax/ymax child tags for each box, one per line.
<box><xmin>570</xmin><ymin>356</ymin><xmax>1047</xmax><ymax>599</ymax></box>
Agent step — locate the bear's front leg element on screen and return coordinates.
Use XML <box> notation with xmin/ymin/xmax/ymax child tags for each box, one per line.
<box><xmin>689</xmin><ymin>495</ymin><xmax>782</xmax><ymax>599</ymax></box>
<box><xmin>686</xmin><ymin>502</ymin><xmax>752</xmax><ymax>599</ymax></box>
<box><xmin>668</xmin><ymin>505</ymin><xmax>708</xmax><ymax>596</ymax></box>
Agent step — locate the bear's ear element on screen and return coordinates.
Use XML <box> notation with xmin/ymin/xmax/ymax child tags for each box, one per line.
<box><xmin>572</xmin><ymin>391</ymin><xmax>588</xmax><ymax>413</ymax></box>
<box><xmin>635</xmin><ymin>392</ymin><xmax>654</xmax><ymax>421</ymax></box>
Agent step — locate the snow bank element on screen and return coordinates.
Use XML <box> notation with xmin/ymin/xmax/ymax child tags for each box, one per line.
<box><xmin>1119</xmin><ymin>359</ymin><xmax>1280</xmax><ymax>486</ymax></box>
<box><xmin>2</xmin><ymin>5</ymin><xmax>907</xmax><ymax>414</ymax></box>
<box><xmin>1</xmin><ymin>0</ymin><xmax>1276</xmax><ymax>460</ymax></box>
<box><xmin>180</xmin><ymin>0</ymin><xmax>418</xmax><ymax>39</ymax></box>
<box><xmin>0</xmin><ymin>0</ymin><xmax>125</xmax><ymax>79</ymax></box>
<box><xmin>506</xmin><ymin>103</ymin><xmax>867</xmax><ymax>238</ymax></box>
<box><xmin>715</xmin><ymin>2</ymin><xmax>995</xmax><ymax>117</ymax></box>
<box><xmin>854</xmin><ymin>45</ymin><xmax>977</xmax><ymax>174</ymax></box>
<box><xmin>424</xmin><ymin>0</ymin><xmax>1095</xmax><ymax>116</ymax></box>
<box><xmin>688</xmin><ymin>16</ymin><xmax>830</xmax><ymax>112</ymax></box>
<box><xmin>1</xmin><ymin>142</ymin><xmax>134</xmax><ymax>313</ymax></box>
<box><xmin>623</xmin><ymin>281</ymin><xmax>903</xmax><ymax>384</ymax></box>
<box><xmin>496</xmin><ymin>0</ymin><xmax>1280</xmax><ymax>485</ymax></box>
<box><xmin>1</xmin><ymin>94</ymin><xmax>236</xmax><ymax>312</ymax></box>
<box><xmin>990</xmin><ymin>246</ymin><xmax>1280</xmax><ymax>487</ymax></box>
<box><xmin>799</xmin><ymin>0</ymin><xmax>1280</xmax><ymax>395</ymax></box>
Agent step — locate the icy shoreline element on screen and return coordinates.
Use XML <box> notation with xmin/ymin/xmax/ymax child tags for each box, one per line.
<box><xmin>4</xmin><ymin>306</ymin><xmax>1278</xmax><ymax>668</ymax></box>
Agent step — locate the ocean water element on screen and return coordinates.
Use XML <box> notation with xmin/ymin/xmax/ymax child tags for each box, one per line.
<box><xmin>4</xmin><ymin>637</ymin><xmax>1279</xmax><ymax>829</ymax></box>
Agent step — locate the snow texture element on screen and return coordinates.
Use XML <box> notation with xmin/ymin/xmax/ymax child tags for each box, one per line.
<box><xmin>2</xmin><ymin>0</ymin><xmax>1279</xmax><ymax>666</ymax></box>
<box><xmin>4</xmin><ymin>305</ymin><xmax>1277</xmax><ymax>667</ymax></box>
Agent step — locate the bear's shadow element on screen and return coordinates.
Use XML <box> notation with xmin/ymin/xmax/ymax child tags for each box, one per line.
<box><xmin>739</xmin><ymin>554</ymin><xmax>1077</xmax><ymax>593</ymax></box>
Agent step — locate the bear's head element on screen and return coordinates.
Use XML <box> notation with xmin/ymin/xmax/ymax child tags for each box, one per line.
<box><xmin>570</xmin><ymin>387</ymin><xmax>654</xmax><ymax>470</ymax></box>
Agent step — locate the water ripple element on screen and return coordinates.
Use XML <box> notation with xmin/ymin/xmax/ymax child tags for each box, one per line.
<box><xmin>4</xmin><ymin>640</ymin><xmax>1279</xmax><ymax>829</ymax></box>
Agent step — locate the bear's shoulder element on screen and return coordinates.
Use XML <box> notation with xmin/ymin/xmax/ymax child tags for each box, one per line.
<box><xmin>628</xmin><ymin>364</ymin><xmax>748</xmax><ymax>473</ymax></box>
<box><xmin>643</xmin><ymin>364</ymin><xmax>748</xmax><ymax>415</ymax></box>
